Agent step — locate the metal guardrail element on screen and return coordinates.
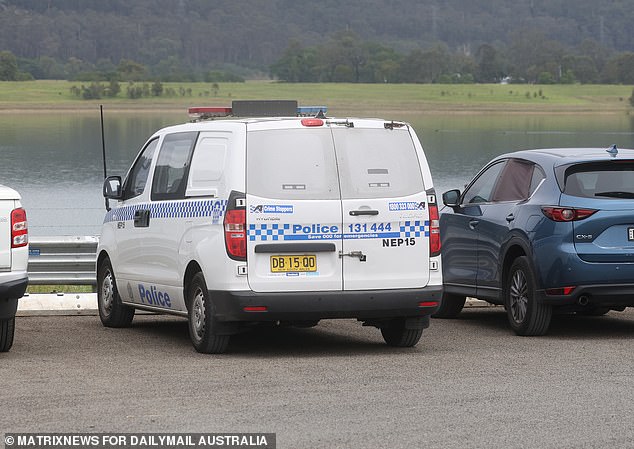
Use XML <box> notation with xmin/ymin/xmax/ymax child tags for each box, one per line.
<box><xmin>28</xmin><ymin>236</ymin><xmax>98</xmax><ymax>286</ymax></box>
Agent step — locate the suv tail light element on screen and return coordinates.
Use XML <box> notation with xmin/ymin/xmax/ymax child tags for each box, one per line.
<box><xmin>428</xmin><ymin>191</ymin><xmax>441</xmax><ymax>257</ymax></box>
<box><xmin>11</xmin><ymin>207</ymin><xmax>28</xmax><ymax>248</ymax></box>
<box><xmin>224</xmin><ymin>209</ymin><xmax>246</xmax><ymax>260</ymax></box>
<box><xmin>541</xmin><ymin>207</ymin><xmax>597</xmax><ymax>222</ymax></box>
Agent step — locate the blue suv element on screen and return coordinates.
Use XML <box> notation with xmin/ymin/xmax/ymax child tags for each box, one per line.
<box><xmin>436</xmin><ymin>146</ymin><xmax>634</xmax><ymax>335</ymax></box>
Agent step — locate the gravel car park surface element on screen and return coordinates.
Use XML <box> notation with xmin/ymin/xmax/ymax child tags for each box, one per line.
<box><xmin>2</xmin><ymin>308</ymin><xmax>634</xmax><ymax>448</ymax></box>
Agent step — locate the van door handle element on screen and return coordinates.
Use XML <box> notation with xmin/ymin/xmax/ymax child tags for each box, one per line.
<box><xmin>468</xmin><ymin>219</ymin><xmax>479</xmax><ymax>230</ymax></box>
<box><xmin>349</xmin><ymin>210</ymin><xmax>379</xmax><ymax>216</ymax></box>
<box><xmin>339</xmin><ymin>250</ymin><xmax>367</xmax><ymax>261</ymax></box>
<box><xmin>134</xmin><ymin>209</ymin><xmax>151</xmax><ymax>228</ymax></box>
<box><xmin>506</xmin><ymin>213</ymin><xmax>515</xmax><ymax>222</ymax></box>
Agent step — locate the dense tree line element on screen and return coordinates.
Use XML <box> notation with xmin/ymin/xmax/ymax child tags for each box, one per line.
<box><xmin>0</xmin><ymin>0</ymin><xmax>633</xmax><ymax>83</ymax></box>
<box><xmin>271</xmin><ymin>31</ymin><xmax>634</xmax><ymax>84</ymax></box>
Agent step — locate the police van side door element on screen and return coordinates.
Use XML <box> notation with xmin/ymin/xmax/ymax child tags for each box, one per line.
<box><xmin>139</xmin><ymin>131</ymin><xmax>199</xmax><ymax>312</ymax></box>
<box><xmin>333</xmin><ymin>123</ymin><xmax>430</xmax><ymax>290</ymax></box>
<box><xmin>108</xmin><ymin>137</ymin><xmax>159</xmax><ymax>292</ymax></box>
<box><xmin>246</xmin><ymin>122</ymin><xmax>343</xmax><ymax>292</ymax></box>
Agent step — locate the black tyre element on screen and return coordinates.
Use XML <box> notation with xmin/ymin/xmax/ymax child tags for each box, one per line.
<box><xmin>97</xmin><ymin>257</ymin><xmax>135</xmax><ymax>327</ymax></box>
<box><xmin>432</xmin><ymin>293</ymin><xmax>466</xmax><ymax>318</ymax></box>
<box><xmin>187</xmin><ymin>272</ymin><xmax>230</xmax><ymax>354</ymax></box>
<box><xmin>380</xmin><ymin>319</ymin><xmax>423</xmax><ymax>347</ymax></box>
<box><xmin>504</xmin><ymin>256</ymin><xmax>552</xmax><ymax>336</ymax></box>
<box><xmin>0</xmin><ymin>316</ymin><xmax>15</xmax><ymax>352</ymax></box>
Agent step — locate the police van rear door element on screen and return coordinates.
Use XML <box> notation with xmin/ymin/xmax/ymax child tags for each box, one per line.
<box><xmin>246</xmin><ymin>120</ymin><xmax>343</xmax><ymax>292</ymax></box>
<box><xmin>332</xmin><ymin>121</ymin><xmax>430</xmax><ymax>290</ymax></box>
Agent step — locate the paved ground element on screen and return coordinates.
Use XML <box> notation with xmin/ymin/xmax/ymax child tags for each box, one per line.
<box><xmin>3</xmin><ymin>308</ymin><xmax>634</xmax><ymax>448</ymax></box>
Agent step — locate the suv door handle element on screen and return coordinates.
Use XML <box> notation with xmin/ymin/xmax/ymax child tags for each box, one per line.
<box><xmin>349</xmin><ymin>210</ymin><xmax>379</xmax><ymax>216</ymax></box>
<box><xmin>134</xmin><ymin>209</ymin><xmax>151</xmax><ymax>228</ymax></box>
<box><xmin>468</xmin><ymin>219</ymin><xmax>480</xmax><ymax>230</ymax></box>
<box><xmin>506</xmin><ymin>213</ymin><xmax>515</xmax><ymax>223</ymax></box>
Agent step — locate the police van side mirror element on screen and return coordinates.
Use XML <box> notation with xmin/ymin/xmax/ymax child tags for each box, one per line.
<box><xmin>103</xmin><ymin>176</ymin><xmax>123</xmax><ymax>200</ymax></box>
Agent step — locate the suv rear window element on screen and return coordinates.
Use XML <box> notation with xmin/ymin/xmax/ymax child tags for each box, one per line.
<box><xmin>564</xmin><ymin>162</ymin><xmax>634</xmax><ymax>199</ymax></box>
<box><xmin>247</xmin><ymin>129</ymin><xmax>340</xmax><ymax>200</ymax></box>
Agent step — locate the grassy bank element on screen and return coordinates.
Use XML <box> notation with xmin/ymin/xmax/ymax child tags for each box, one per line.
<box><xmin>0</xmin><ymin>80</ymin><xmax>632</xmax><ymax>115</ymax></box>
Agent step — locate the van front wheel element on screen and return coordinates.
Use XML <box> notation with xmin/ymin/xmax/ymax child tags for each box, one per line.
<box><xmin>97</xmin><ymin>258</ymin><xmax>135</xmax><ymax>328</ymax></box>
<box><xmin>187</xmin><ymin>273</ymin><xmax>230</xmax><ymax>354</ymax></box>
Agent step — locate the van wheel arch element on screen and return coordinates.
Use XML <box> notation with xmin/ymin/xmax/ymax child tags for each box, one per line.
<box><xmin>183</xmin><ymin>261</ymin><xmax>203</xmax><ymax>312</ymax></box>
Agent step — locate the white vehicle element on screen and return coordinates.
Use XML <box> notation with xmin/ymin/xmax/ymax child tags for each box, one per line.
<box><xmin>97</xmin><ymin>101</ymin><xmax>442</xmax><ymax>353</ymax></box>
<box><xmin>0</xmin><ymin>185</ymin><xmax>28</xmax><ymax>352</ymax></box>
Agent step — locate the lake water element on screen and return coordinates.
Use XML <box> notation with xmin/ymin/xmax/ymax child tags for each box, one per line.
<box><xmin>2</xmin><ymin>110</ymin><xmax>633</xmax><ymax>236</ymax></box>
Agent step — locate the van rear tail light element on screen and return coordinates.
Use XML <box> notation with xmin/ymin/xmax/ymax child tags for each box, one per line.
<box><xmin>11</xmin><ymin>207</ymin><xmax>28</xmax><ymax>248</ymax></box>
<box><xmin>428</xmin><ymin>204</ymin><xmax>441</xmax><ymax>257</ymax></box>
<box><xmin>541</xmin><ymin>207</ymin><xmax>597</xmax><ymax>222</ymax></box>
<box><xmin>224</xmin><ymin>209</ymin><xmax>246</xmax><ymax>261</ymax></box>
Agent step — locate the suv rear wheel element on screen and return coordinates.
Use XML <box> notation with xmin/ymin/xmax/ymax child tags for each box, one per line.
<box><xmin>504</xmin><ymin>256</ymin><xmax>552</xmax><ymax>336</ymax></box>
<box><xmin>97</xmin><ymin>257</ymin><xmax>135</xmax><ymax>327</ymax></box>
<box><xmin>380</xmin><ymin>319</ymin><xmax>423</xmax><ymax>347</ymax></box>
<box><xmin>0</xmin><ymin>316</ymin><xmax>15</xmax><ymax>352</ymax></box>
<box><xmin>187</xmin><ymin>272</ymin><xmax>230</xmax><ymax>354</ymax></box>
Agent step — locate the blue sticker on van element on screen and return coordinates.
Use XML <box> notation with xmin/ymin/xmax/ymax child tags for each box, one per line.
<box><xmin>250</xmin><ymin>205</ymin><xmax>294</xmax><ymax>214</ymax></box>
<box><xmin>389</xmin><ymin>201</ymin><xmax>426</xmax><ymax>211</ymax></box>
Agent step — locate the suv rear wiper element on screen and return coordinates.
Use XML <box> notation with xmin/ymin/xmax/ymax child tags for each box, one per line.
<box><xmin>594</xmin><ymin>191</ymin><xmax>634</xmax><ymax>199</ymax></box>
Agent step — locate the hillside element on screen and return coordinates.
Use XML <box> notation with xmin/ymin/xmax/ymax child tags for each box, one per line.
<box><xmin>0</xmin><ymin>1</ymin><xmax>633</xmax><ymax>83</ymax></box>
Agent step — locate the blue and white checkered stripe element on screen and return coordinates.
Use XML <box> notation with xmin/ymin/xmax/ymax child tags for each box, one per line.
<box><xmin>247</xmin><ymin>221</ymin><xmax>429</xmax><ymax>241</ymax></box>
<box><xmin>400</xmin><ymin>221</ymin><xmax>429</xmax><ymax>238</ymax></box>
<box><xmin>248</xmin><ymin>223</ymin><xmax>291</xmax><ymax>241</ymax></box>
<box><xmin>104</xmin><ymin>199</ymin><xmax>228</xmax><ymax>223</ymax></box>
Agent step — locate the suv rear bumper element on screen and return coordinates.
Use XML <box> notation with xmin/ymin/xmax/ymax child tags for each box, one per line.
<box><xmin>210</xmin><ymin>286</ymin><xmax>442</xmax><ymax>322</ymax></box>
<box><xmin>539</xmin><ymin>283</ymin><xmax>634</xmax><ymax>308</ymax></box>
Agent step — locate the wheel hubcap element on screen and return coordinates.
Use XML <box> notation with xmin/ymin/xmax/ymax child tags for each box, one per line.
<box><xmin>510</xmin><ymin>269</ymin><xmax>528</xmax><ymax>324</ymax></box>
<box><xmin>191</xmin><ymin>288</ymin><xmax>206</xmax><ymax>340</ymax></box>
<box><xmin>101</xmin><ymin>270</ymin><xmax>114</xmax><ymax>315</ymax></box>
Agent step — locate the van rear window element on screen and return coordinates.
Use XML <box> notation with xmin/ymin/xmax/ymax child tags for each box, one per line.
<box><xmin>564</xmin><ymin>162</ymin><xmax>634</xmax><ymax>199</ymax></box>
<box><xmin>247</xmin><ymin>129</ymin><xmax>340</xmax><ymax>200</ymax></box>
<box><xmin>333</xmin><ymin>128</ymin><xmax>425</xmax><ymax>199</ymax></box>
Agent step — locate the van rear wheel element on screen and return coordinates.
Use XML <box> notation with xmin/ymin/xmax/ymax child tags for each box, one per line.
<box><xmin>97</xmin><ymin>257</ymin><xmax>135</xmax><ymax>327</ymax></box>
<box><xmin>0</xmin><ymin>316</ymin><xmax>15</xmax><ymax>352</ymax></box>
<box><xmin>380</xmin><ymin>319</ymin><xmax>423</xmax><ymax>347</ymax></box>
<box><xmin>187</xmin><ymin>273</ymin><xmax>230</xmax><ymax>354</ymax></box>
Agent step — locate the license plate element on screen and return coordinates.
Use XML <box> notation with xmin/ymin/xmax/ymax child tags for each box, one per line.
<box><xmin>270</xmin><ymin>255</ymin><xmax>317</xmax><ymax>272</ymax></box>
<box><xmin>629</xmin><ymin>228</ymin><xmax>634</xmax><ymax>241</ymax></box>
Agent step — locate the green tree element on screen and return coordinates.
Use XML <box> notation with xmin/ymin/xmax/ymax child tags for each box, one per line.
<box><xmin>270</xmin><ymin>40</ymin><xmax>318</xmax><ymax>82</ymax></box>
<box><xmin>475</xmin><ymin>44</ymin><xmax>504</xmax><ymax>83</ymax></box>
<box><xmin>601</xmin><ymin>52</ymin><xmax>634</xmax><ymax>84</ymax></box>
<box><xmin>0</xmin><ymin>51</ymin><xmax>18</xmax><ymax>80</ymax></box>
<box><xmin>117</xmin><ymin>59</ymin><xmax>147</xmax><ymax>81</ymax></box>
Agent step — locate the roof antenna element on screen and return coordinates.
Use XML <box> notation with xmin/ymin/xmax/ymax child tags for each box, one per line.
<box><xmin>100</xmin><ymin>105</ymin><xmax>111</xmax><ymax>211</ymax></box>
<box><xmin>606</xmin><ymin>144</ymin><xmax>618</xmax><ymax>157</ymax></box>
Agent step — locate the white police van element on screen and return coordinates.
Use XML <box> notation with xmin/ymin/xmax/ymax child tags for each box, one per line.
<box><xmin>98</xmin><ymin>101</ymin><xmax>442</xmax><ymax>353</ymax></box>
